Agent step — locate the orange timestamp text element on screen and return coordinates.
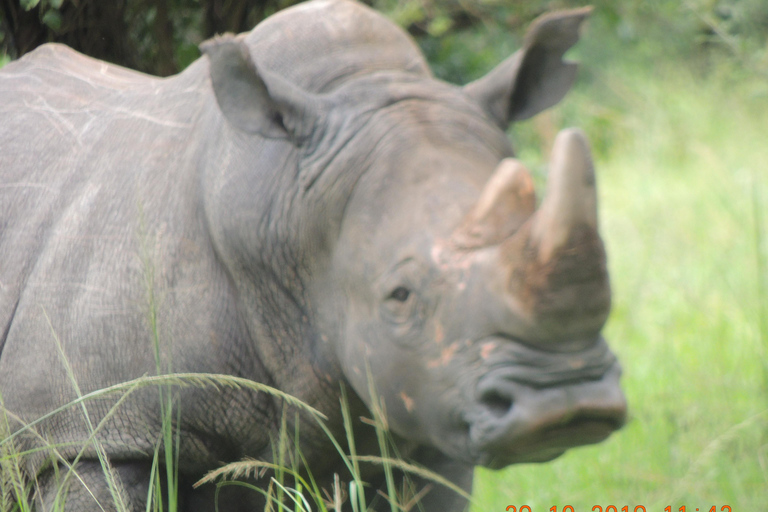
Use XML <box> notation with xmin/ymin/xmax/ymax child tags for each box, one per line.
<box><xmin>505</xmin><ymin>506</ymin><xmax>733</xmax><ymax>512</ymax></box>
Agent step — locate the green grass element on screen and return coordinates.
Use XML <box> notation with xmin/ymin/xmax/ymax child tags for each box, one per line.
<box><xmin>471</xmin><ymin>46</ymin><xmax>768</xmax><ymax>512</ymax></box>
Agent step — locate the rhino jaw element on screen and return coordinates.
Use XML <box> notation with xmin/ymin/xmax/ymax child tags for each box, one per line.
<box><xmin>466</xmin><ymin>345</ymin><xmax>626</xmax><ymax>468</ymax></box>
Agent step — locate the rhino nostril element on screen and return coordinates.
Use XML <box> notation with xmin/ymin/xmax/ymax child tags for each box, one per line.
<box><xmin>479</xmin><ymin>388</ymin><xmax>513</xmax><ymax>418</ymax></box>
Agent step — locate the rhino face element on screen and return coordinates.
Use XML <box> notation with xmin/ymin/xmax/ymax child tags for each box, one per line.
<box><xmin>330</xmin><ymin>122</ymin><xmax>626</xmax><ymax>468</ymax></box>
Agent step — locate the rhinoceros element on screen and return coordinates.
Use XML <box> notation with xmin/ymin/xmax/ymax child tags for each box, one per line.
<box><xmin>0</xmin><ymin>0</ymin><xmax>626</xmax><ymax>510</ymax></box>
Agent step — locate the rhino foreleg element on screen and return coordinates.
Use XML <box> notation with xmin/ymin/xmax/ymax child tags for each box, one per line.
<box><xmin>407</xmin><ymin>446</ymin><xmax>473</xmax><ymax>512</ymax></box>
<box><xmin>365</xmin><ymin>446</ymin><xmax>472</xmax><ymax>512</ymax></box>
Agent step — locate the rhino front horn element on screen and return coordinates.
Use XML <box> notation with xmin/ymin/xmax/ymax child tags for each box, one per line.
<box><xmin>531</xmin><ymin>128</ymin><xmax>598</xmax><ymax>263</ymax></box>
<box><xmin>501</xmin><ymin>128</ymin><xmax>610</xmax><ymax>341</ymax></box>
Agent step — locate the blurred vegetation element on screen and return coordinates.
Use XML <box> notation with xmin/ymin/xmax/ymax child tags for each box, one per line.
<box><xmin>1</xmin><ymin>0</ymin><xmax>766</xmax><ymax>175</ymax></box>
<box><xmin>0</xmin><ymin>0</ymin><xmax>299</xmax><ymax>76</ymax></box>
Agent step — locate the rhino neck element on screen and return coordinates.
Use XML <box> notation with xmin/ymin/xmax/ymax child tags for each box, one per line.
<box><xmin>196</xmin><ymin>120</ymin><xmax>342</xmax><ymax>425</ymax></box>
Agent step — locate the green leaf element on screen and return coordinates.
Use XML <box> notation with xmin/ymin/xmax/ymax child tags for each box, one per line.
<box><xmin>42</xmin><ymin>9</ymin><xmax>63</xmax><ymax>31</ymax></box>
<box><xmin>50</xmin><ymin>0</ymin><xmax>64</xmax><ymax>9</ymax></box>
<box><xmin>21</xmin><ymin>0</ymin><xmax>41</xmax><ymax>11</ymax></box>
<box><xmin>427</xmin><ymin>15</ymin><xmax>453</xmax><ymax>38</ymax></box>
<box><xmin>391</xmin><ymin>1</ymin><xmax>424</xmax><ymax>28</ymax></box>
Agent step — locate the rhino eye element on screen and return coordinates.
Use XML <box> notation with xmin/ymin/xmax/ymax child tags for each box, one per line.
<box><xmin>381</xmin><ymin>282</ymin><xmax>425</xmax><ymax>334</ymax></box>
<box><xmin>388</xmin><ymin>286</ymin><xmax>411</xmax><ymax>303</ymax></box>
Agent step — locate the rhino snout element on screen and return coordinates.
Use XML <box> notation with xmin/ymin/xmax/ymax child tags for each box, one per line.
<box><xmin>467</xmin><ymin>361</ymin><xmax>626</xmax><ymax>469</ymax></box>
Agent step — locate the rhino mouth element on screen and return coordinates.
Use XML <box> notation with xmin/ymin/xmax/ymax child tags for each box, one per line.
<box><xmin>479</xmin><ymin>411</ymin><xmax>624</xmax><ymax>468</ymax></box>
<box><xmin>460</xmin><ymin>342</ymin><xmax>627</xmax><ymax>469</ymax></box>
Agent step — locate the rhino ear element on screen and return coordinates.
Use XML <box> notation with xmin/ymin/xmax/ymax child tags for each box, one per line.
<box><xmin>200</xmin><ymin>34</ymin><xmax>323</xmax><ymax>140</ymax></box>
<box><xmin>464</xmin><ymin>7</ymin><xmax>592</xmax><ymax>129</ymax></box>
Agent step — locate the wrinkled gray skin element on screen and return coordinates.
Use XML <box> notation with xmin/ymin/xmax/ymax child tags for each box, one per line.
<box><xmin>0</xmin><ymin>1</ymin><xmax>626</xmax><ymax>510</ymax></box>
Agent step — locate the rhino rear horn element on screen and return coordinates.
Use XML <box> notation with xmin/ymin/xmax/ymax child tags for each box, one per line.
<box><xmin>201</xmin><ymin>34</ymin><xmax>326</xmax><ymax>141</ymax></box>
<box><xmin>452</xmin><ymin>158</ymin><xmax>536</xmax><ymax>248</ymax></box>
<box><xmin>463</xmin><ymin>7</ymin><xmax>592</xmax><ymax>129</ymax></box>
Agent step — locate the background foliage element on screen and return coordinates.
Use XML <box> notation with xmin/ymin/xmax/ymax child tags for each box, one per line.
<box><xmin>2</xmin><ymin>0</ymin><xmax>768</xmax><ymax>78</ymax></box>
<box><xmin>1</xmin><ymin>0</ymin><xmax>767</xmax><ymax>510</ymax></box>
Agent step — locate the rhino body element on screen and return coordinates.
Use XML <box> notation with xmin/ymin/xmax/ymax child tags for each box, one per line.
<box><xmin>0</xmin><ymin>1</ymin><xmax>626</xmax><ymax>510</ymax></box>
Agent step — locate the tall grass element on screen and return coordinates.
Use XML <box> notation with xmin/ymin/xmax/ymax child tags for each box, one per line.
<box><xmin>0</xmin><ymin>344</ymin><xmax>459</xmax><ymax>511</ymax></box>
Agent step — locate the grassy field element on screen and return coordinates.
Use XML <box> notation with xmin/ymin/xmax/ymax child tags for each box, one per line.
<box><xmin>470</xmin><ymin>25</ymin><xmax>768</xmax><ymax>512</ymax></box>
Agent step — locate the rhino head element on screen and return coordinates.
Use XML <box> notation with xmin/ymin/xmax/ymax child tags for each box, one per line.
<box><xmin>322</xmin><ymin>8</ymin><xmax>626</xmax><ymax>469</ymax></box>
<box><xmin>202</xmin><ymin>4</ymin><xmax>625</xmax><ymax>470</ymax></box>
<box><xmin>332</xmin><ymin>126</ymin><xmax>625</xmax><ymax>468</ymax></box>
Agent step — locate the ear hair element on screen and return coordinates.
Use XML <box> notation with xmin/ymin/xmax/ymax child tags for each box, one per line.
<box><xmin>201</xmin><ymin>34</ymin><xmax>325</xmax><ymax>141</ymax></box>
<box><xmin>463</xmin><ymin>7</ymin><xmax>592</xmax><ymax>129</ymax></box>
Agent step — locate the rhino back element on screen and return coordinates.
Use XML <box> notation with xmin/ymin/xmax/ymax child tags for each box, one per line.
<box><xmin>1</xmin><ymin>43</ymin><xmax>201</xmax><ymax>356</ymax></box>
